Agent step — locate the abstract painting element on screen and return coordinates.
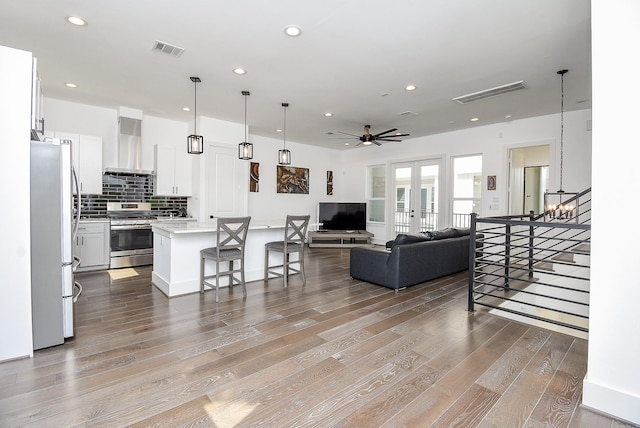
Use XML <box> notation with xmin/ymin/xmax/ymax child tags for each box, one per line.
<box><xmin>326</xmin><ymin>170</ymin><xmax>333</xmax><ymax>195</ymax></box>
<box><xmin>250</xmin><ymin>162</ymin><xmax>259</xmax><ymax>192</ymax></box>
<box><xmin>276</xmin><ymin>165</ymin><xmax>309</xmax><ymax>194</ymax></box>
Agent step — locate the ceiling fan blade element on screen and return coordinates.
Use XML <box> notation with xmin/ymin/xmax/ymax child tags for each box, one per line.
<box><xmin>391</xmin><ymin>133</ymin><xmax>410</xmax><ymax>137</ymax></box>
<box><xmin>377</xmin><ymin>138</ymin><xmax>402</xmax><ymax>142</ymax></box>
<box><xmin>373</xmin><ymin>128</ymin><xmax>397</xmax><ymax>137</ymax></box>
<box><xmin>335</xmin><ymin>131</ymin><xmax>361</xmax><ymax>137</ymax></box>
<box><xmin>373</xmin><ymin>140</ymin><xmax>382</xmax><ymax>146</ymax></box>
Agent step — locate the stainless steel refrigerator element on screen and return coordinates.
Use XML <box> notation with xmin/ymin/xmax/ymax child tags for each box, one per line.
<box><xmin>30</xmin><ymin>138</ymin><xmax>82</xmax><ymax>350</ymax></box>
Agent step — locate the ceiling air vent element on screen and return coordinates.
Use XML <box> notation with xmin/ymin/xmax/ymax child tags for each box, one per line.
<box><xmin>152</xmin><ymin>40</ymin><xmax>185</xmax><ymax>58</ymax></box>
<box><xmin>452</xmin><ymin>80</ymin><xmax>526</xmax><ymax>104</ymax></box>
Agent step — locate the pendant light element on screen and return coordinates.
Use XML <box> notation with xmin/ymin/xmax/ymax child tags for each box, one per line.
<box><xmin>278</xmin><ymin>102</ymin><xmax>291</xmax><ymax>165</ymax></box>
<box><xmin>238</xmin><ymin>91</ymin><xmax>253</xmax><ymax>160</ymax></box>
<box><xmin>544</xmin><ymin>69</ymin><xmax>579</xmax><ymax>222</ymax></box>
<box><xmin>187</xmin><ymin>76</ymin><xmax>204</xmax><ymax>154</ymax></box>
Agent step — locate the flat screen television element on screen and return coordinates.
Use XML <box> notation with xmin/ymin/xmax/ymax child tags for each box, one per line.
<box><xmin>318</xmin><ymin>202</ymin><xmax>366</xmax><ymax>231</ymax></box>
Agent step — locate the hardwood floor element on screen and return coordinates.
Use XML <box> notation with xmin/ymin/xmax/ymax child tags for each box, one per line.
<box><xmin>0</xmin><ymin>247</ymin><xmax>634</xmax><ymax>427</ymax></box>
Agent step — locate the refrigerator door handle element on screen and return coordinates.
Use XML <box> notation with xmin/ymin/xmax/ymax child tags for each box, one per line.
<box><xmin>73</xmin><ymin>255</ymin><xmax>81</xmax><ymax>272</ymax></box>
<box><xmin>72</xmin><ymin>165</ymin><xmax>81</xmax><ymax>240</ymax></box>
<box><xmin>73</xmin><ymin>280</ymin><xmax>83</xmax><ymax>303</ymax></box>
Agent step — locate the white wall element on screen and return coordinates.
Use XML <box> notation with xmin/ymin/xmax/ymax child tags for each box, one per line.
<box><xmin>43</xmin><ymin>98</ymin><xmax>117</xmax><ymax>168</ymax></box>
<box><xmin>341</xmin><ymin>110</ymin><xmax>592</xmax><ymax>242</ymax></box>
<box><xmin>0</xmin><ymin>46</ymin><xmax>34</xmax><ymax>361</ymax></box>
<box><xmin>247</xmin><ymin>134</ymin><xmax>344</xmax><ymax>225</ymax></box>
<box><xmin>584</xmin><ymin>0</ymin><xmax>640</xmax><ymax>424</ymax></box>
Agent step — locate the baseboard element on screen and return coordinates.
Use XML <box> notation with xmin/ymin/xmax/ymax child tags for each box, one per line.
<box><xmin>582</xmin><ymin>376</ymin><xmax>640</xmax><ymax>425</ymax></box>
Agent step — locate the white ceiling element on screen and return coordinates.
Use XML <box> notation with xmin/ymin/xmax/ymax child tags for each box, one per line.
<box><xmin>0</xmin><ymin>0</ymin><xmax>591</xmax><ymax>149</ymax></box>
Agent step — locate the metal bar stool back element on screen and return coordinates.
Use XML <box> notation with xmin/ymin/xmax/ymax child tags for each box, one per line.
<box><xmin>200</xmin><ymin>216</ymin><xmax>251</xmax><ymax>302</ymax></box>
<box><xmin>264</xmin><ymin>215</ymin><xmax>310</xmax><ymax>288</ymax></box>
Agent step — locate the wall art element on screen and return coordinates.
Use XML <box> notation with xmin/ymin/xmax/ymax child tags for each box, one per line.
<box><xmin>250</xmin><ymin>162</ymin><xmax>259</xmax><ymax>192</ymax></box>
<box><xmin>326</xmin><ymin>170</ymin><xmax>333</xmax><ymax>195</ymax></box>
<box><xmin>487</xmin><ymin>175</ymin><xmax>496</xmax><ymax>191</ymax></box>
<box><xmin>276</xmin><ymin>165</ymin><xmax>309</xmax><ymax>194</ymax></box>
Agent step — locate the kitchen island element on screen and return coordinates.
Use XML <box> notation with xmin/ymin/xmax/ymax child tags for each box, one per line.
<box><xmin>151</xmin><ymin>220</ymin><xmax>287</xmax><ymax>297</ymax></box>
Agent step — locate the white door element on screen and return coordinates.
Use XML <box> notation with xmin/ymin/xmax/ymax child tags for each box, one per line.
<box><xmin>391</xmin><ymin>159</ymin><xmax>441</xmax><ymax>235</ymax></box>
<box><xmin>205</xmin><ymin>144</ymin><xmax>248</xmax><ymax>220</ymax></box>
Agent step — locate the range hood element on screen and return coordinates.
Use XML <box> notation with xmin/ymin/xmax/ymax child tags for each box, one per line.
<box><xmin>104</xmin><ymin>116</ymin><xmax>154</xmax><ymax>175</ymax></box>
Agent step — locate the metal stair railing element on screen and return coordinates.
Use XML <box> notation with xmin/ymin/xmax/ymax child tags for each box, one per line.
<box><xmin>468</xmin><ymin>188</ymin><xmax>591</xmax><ymax>334</ymax></box>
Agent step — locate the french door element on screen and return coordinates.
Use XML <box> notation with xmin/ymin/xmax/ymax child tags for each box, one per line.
<box><xmin>391</xmin><ymin>159</ymin><xmax>442</xmax><ymax>234</ymax></box>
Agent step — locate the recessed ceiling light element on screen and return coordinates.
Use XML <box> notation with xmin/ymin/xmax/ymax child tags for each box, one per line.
<box><xmin>344</xmin><ymin>142</ymin><xmax>350</xmax><ymax>146</ymax></box>
<box><xmin>66</xmin><ymin>16</ymin><xmax>87</xmax><ymax>26</ymax></box>
<box><xmin>276</xmin><ymin>129</ymin><xmax>282</xmax><ymax>133</ymax></box>
<box><xmin>65</xmin><ymin>82</ymin><xmax>77</xmax><ymax>88</ymax></box>
<box><xmin>324</xmin><ymin>112</ymin><xmax>333</xmax><ymax>117</ymax></box>
<box><xmin>284</xmin><ymin>25</ymin><xmax>302</xmax><ymax>37</ymax></box>
<box><xmin>182</xmin><ymin>107</ymin><xmax>191</xmax><ymax>112</ymax></box>
<box><xmin>505</xmin><ymin>114</ymin><xmax>512</xmax><ymax>119</ymax></box>
<box><xmin>405</xmin><ymin>85</ymin><xmax>417</xmax><ymax>91</ymax></box>
<box><xmin>233</xmin><ymin>68</ymin><xmax>246</xmax><ymax>75</ymax></box>
<box><xmin>471</xmin><ymin>117</ymin><xmax>479</xmax><ymax>122</ymax></box>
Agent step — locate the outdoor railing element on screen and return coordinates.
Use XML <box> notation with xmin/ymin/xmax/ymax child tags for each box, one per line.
<box><xmin>394</xmin><ymin>210</ymin><xmax>471</xmax><ymax>233</ymax></box>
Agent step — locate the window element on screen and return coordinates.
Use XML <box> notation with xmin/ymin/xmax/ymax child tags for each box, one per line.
<box><xmin>367</xmin><ymin>165</ymin><xmax>385</xmax><ymax>222</ymax></box>
<box><xmin>452</xmin><ymin>154</ymin><xmax>482</xmax><ymax>227</ymax></box>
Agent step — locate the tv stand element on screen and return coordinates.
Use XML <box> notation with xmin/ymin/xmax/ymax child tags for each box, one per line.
<box><xmin>308</xmin><ymin>230</ymin><xmax>373</xmax><ymax>248</ymax></box>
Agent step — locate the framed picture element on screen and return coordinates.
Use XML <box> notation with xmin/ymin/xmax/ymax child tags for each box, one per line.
<box><xmin>326</xmin><ymin>170</ymin><xmax>333</xmax><ymax>195</ymax></box>
<box><xmin>487</xmin><ymin>175</ymin><xmax>496</xmax><ymax>191</ymax></box>
<box><xmin>250</xmin><ymin>162</ymin><xmax>259</xmax><ymax>192</ymax></box>
<box><xmin>276</xmin><ymin>165</ymin><xmax>309</xmax><ymax>194</ymax></box>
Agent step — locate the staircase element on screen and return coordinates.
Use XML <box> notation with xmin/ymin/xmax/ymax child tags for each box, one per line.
<box><xmin>468</xmin><ymin>188</ymin><xmax>591</xmax><ymax>338</ymax></box>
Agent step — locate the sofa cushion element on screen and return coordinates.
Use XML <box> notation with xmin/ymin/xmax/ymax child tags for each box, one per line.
<box><xmin>428</xmin><ymin>228</ymin><xmax>460</xmax><ymax>240</ymax></box>
<box><xmin>386</xmin><ymin>232</ymin><xmax>432</xmax><ymax>249</ymax></box>
<box><xmin>454</xmin><ymin>228</ymin><xmax>470</xmax><ymax>236</ymax></box>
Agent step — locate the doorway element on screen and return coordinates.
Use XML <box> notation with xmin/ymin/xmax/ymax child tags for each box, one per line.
<box><xmin>391</xmin><ymin>159</ymin><xmax>441</xmax><ymax>234</ymax></box>
<box><xmin>523</xmin><ymin>166</ymin><xmax>549</xmax><ymax>214</ymax></box>
<box><xmin>508</xmin><ymin>145</ymin><xmax>550</xmax><ymax>216</ymax></box>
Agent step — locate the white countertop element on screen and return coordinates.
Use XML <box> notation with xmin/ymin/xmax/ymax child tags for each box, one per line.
<box><xmin>79</xmin><ymin>218</ymin><xmax>110</xmax><ymax>223</ymax></box>
<box><xmin>152</xmin><ymin>219</ymin><xmax>285</xmax><ymax>235</ymax></box>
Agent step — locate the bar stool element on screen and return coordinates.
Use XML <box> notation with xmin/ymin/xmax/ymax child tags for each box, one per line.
<box><xmin>200</xmin><ymin>216</ymin><xmax>251</xmax><ymax>302</ymax></box>
<box><xmin>264</xmin><ymin>215</ymin><xmax>310</xmax><ymax>287</ymax></box>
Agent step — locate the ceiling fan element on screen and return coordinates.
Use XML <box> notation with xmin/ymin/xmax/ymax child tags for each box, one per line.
<box><xmin>336</xmin><ymin>125</ymin><xmax>410</xmax><ymax>146</ymax></box>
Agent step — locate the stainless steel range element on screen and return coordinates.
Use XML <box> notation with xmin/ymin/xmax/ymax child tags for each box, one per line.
<box><xmin>107</xmin><ymin>202</ymin><xmax>154</xmax><ymax>269</ymax></box>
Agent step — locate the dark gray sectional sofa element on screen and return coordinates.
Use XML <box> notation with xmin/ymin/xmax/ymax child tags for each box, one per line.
<box><xmin>349</xmin><ymin>228</ymin><xmax>472</xmax><ymax>290</ymax></box>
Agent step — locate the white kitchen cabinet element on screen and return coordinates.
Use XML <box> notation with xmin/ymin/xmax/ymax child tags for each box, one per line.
<box><xmin>74</xmin><ymin>220</ymin><xmax>110</xmax><ymax>272</ymax></box>
<box><xmin>46</xmin><ymin>132</ymin><xmax>103</xmax><ymax>195</ymax></box>
<box><xmin>75</xmin><ymin>135</ymin><xmax>103</xmax><ymax>194</ymax></box>
<box><xmin>154</xmin><ymin>145</ymin><xmax>192</xmax><ymax>196</ymax></box>
<box><xmin>31</xmin><ymin>58</ymin><xmax>45</xmax><ymax>139</ymax></box>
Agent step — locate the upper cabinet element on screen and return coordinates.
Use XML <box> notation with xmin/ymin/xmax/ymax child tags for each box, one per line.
<box><xmin>31</xmin><ymin>58</ymin><xmax>44</xmax><ymax>139</ymax></box>
<box><xmin>45</xmin><ymin>131</ymin><xmax>103</xmax><ymax>195</ymax></box>
<box><xmin>154</xmin><ymin>145</ymin><xmax>192</xmax><ymax>196</ymax></box>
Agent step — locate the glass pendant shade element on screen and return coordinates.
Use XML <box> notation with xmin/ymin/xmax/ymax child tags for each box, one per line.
<box><xmin>278</xmin><ymin>149</ymin><xmax>291</xmax><ymax>165</ymax></box>
<box><xmin>187</xmin><ymin>134</ymin><xmax>203</xmax><ymax>154</ymax></box>
<box><xmin>187</xmin><ymin>76</ymin><xmax>203</xmax><ymax>154</ymax></box>
<box><xmin>278</xmin><ymin>102</ymin><xmax>291</xmax><ymax>165</ymax></box>
<box><xmin>239</xmin><ymin>141</ymin><xmax>253</xmax><ymax>160</ymax></box>
<box><xmin>238</xmin><ymin>91</ymin><xmax>253</xmax><ymax>160</ymax></box>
